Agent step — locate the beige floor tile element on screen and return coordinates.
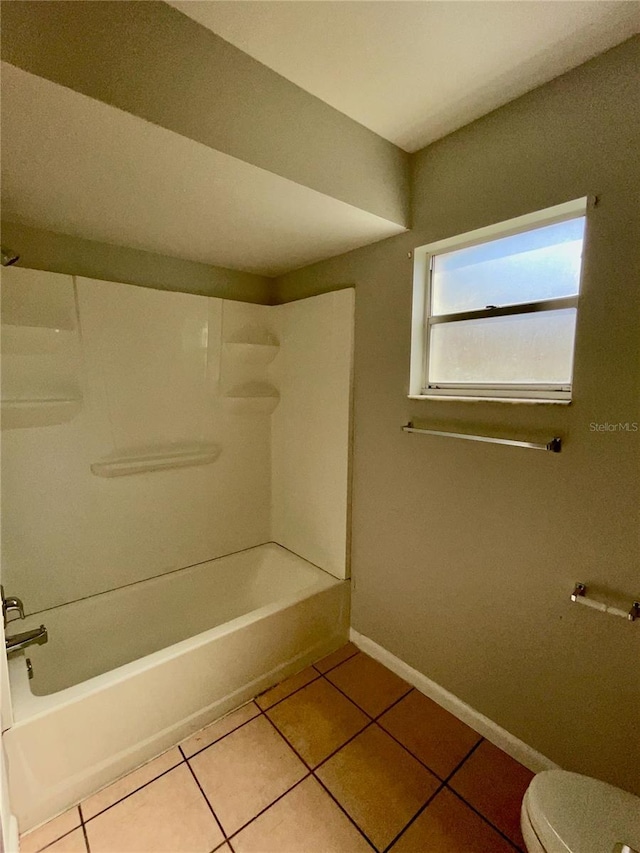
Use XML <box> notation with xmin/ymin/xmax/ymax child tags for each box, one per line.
<box><xmin>181</xmin><ymin>702</ymin><xmax>260</xmax><ymax>757</ymax></box>
<box><xmin>389</xmin><ymin>788</ymin><xmax>515</xmax><ymax>852</ymax></box>
<box><xmin>82</xmin><ymin>748</ymin><xmax>182</xmax><ymax>819</ymax></box>
<box><xmin>316</xmin><ymin>725</ymin><xmax>439</xmax><ymax>850</ymax></box>
<box><xmin>313</xmin><ymin>642</ymin><xmax>359</xmax><ymax>674</ymax></box>
<box><xmin>45</xmin><ymin>829</ymin><xmax>87</xmax><ymax>853</ymax></box>
<box><xmin>256</xmin><ymin>667</ymin><xmax>320</xmax><ymax>710</ymax></box>
<box><xmin>232</xmin><ymin>777</ymin><xmax>374</xmax><ymax>853</ymax></box>
<box><xmin>378</xmin><ymin>690</ymin><xmax>482</xmax><ymax>778</ymax></box>
<box><xmin>267</xmin><ymin>678</ymin><xmax>369</xmax><ymax>767</ymax></box>
<box><xmin>85</xmin><ymin>764</ymin><xmax>223</xmax><ymax>853</ymax></box>
<box><xmin>326</xmin><ymin>653</ymin><xmax>411</xmax><ymax>717</ymax></box>
<box><xmin>449</xmin><ymin>740</ymin><xmax>534</xmax><ymax>848</ymax></box>
<box><xmin>189</xmin><ymin>715</ymin><xmax>307</xmax><ymax>836</ymax></box>
<box><xmin>20</xmin><ymin>807</ymin><xmax>81</xmax><ymax>853</ymax></box>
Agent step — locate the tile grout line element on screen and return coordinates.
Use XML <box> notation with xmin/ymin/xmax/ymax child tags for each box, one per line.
<box><xmin>258</xmin><ymin>707</ymin><xmax>378</xmax><ymax>851</ymax></box>
<box><xmin>382</xmin><ymin>781</ymin><xmax>446</xmax><ymax>853</ymax></box>
<box><xmin>29</xmin><ymin>647</ymin><xmax>524</xmax><ymax>853</ymax></box>
<box><xmin>180</xmin><ymin>745</ymin><xmax>229</xmax><ymax>846</ymax></box>
<box><xmin>311</xmin><ymin>774</ymin><xmax>378</xmax><ymax>852</ymax></box>
<box><xmin>305</xmin><ymin>719</ymin><xmax>375</xmax><ymax>774</ymax></box>
<box><xmin>77</xmin><ymin>704</ymin><xmax>262</xmax><ymax>827</ymax></box>
<box><xmin>259</xmin><ymin>659</ymin><xmax>481</xmax><ymax>850</ymax></box>
<box><xmin>316</xmin><ymin>670</ymin><xmax>448</xmax><ymax>778</ymax></box>
<box><xmin>311</xmin><ymin>646</ymin><xmax>360</xmax><ymax>676</ymax></box>
<box><xmin>265</xmin><ymin>657</ymin><xmax>525</xmax><ymax>851</ymax></box>
<box><xmin>185</xmin><ymin>706</ymin><xmax>262</xmax><ymax>760</ymax></box>
<box><xmin>444</xmin><ymin>785</ymin><xmax>525</xmax><ymax>852</ymax></box>
<box><xmin>320</xmin><ymin>667</ymin><xmax>413</xmax><ymax>725</ymax></box>
<box><xmin>80</xmin><ymin>755</ymin><xmax>186</xmax><ymax>823</ymax></box>
<box><xmin>443</xmin><ymin>738</ymin><xmax>485</xmax><ymax>784</ymax></box>
<box><xmin>441</xmin><ymin>737</ymin><xmax>525</xmax><ymax>852</ymax></box>
<box><xmin>31</xmin><ymin>648</ymin><xmax>363</xmax><ymax>847</ymax></box>
<box><xmin>26</xmin><ymin>823</ymin><xmax>81</xmax><ymax>853</ymax></box>
<box><xmin>223</xmin><ymin>775</ymin><xmax>311</xmax><ymax>845</ymax></box>
<box><xmin>78</xmin><ymin>805</ymin><xmax>91</xmax><ymax>853</ymax></box>
<box><xmin>256</xmin><ymin>671</ymin><xmax>323</xmax><ymax>713</ymax></box>
<box><xmin>254</xmin><ymin>643</ymin><xmax>360</xmax><ymax>714</ymax></box>
<box><xmin>322</xmin><ymin>665</ymin><xmax>525</xmax><ymax>851</ymax></box>
<box><xmin>381</xmin><ymin>738</ymin><xmax>485</xmax><ymax>852</ymax></box>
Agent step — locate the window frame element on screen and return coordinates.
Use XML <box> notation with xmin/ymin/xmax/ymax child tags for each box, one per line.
<box><xmin>409</xmin><ymin>197</ymin><xmax>589</xmax><ymax>403</ymax></box>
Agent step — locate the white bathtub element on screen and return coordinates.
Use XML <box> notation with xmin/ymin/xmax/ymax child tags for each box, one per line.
<box><xmin>4</xmin><ymin>543</ymin><xmax>349</xmax><ymax>831</ymax></box>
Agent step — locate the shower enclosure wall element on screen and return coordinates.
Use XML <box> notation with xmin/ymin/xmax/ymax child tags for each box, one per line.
<box><xmin>0</xmin><ymin>267</ymin><xmax>354</xmax><ymax>830</ymax></box>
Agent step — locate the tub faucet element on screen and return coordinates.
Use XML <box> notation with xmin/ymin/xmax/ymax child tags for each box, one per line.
<box><xmin>5</xmin><ymin>625</ymin><xmax>48</xmax><ymax>655</ymax></box>
<box><xmin>1</xmin><ymin>586</ymin><xmax>25</xmax><ymax>627</ymax></box>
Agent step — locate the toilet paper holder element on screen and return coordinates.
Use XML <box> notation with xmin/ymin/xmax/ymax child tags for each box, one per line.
<box><xmin>571</xmin><ymin>583</ymin><xmax>640</xmax><ymax>622</ymax></box>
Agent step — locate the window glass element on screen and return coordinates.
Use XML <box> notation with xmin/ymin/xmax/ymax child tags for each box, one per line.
<box><xmin>431</xmin><ymin>217</ymin><xmax>585</xmax><ymax>316</ymax></box>
<box><xmin>428</xmin><ymin>308</ymin><xmax>577</xmax><ymax>386</ymax></box>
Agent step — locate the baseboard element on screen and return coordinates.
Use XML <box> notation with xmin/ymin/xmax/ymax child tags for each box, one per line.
<box><xmin>350</xmin><ymin>628</ymin><xmax>559</xmax><ymax>775</ymax></box>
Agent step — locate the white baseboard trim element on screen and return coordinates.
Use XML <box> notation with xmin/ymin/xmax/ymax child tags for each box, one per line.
<box><xmin>350</xmin><ymin>628</ymin><xmax>559</xmax><ymax>775</ymax></box>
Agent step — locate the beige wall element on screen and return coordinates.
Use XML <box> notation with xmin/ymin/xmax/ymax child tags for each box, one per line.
<box><xmin>274</xmin><ymin>38</ymin><xmax>640</xmax><ymax>795</ymax></box>
<box><xmin>1</xmin><ymin>221</ymin><xmax>272</xmax><ymax>304</ymax></box>
<box><xmin>0</xmin><ymin>0</ymin><xmax>408</xmax><ymax>227</ymax></box>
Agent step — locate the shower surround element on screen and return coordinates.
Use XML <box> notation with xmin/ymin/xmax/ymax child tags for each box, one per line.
<box><xmin>0</xmin><ymin>268</ymin><xmax>354</xmax><ymax>829</ymax></box>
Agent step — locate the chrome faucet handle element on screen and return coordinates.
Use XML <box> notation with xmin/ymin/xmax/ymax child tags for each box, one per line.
<box><xmin>2</xmin><ymin>588</ymin><xmax>25</xmax><ymax>626</ymax></box>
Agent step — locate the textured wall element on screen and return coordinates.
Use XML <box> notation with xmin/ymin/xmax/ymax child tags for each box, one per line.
<box><xmin>273</xmin><ymin>38</ymin><xmax>640</xmax><ymax>794</ymax></box>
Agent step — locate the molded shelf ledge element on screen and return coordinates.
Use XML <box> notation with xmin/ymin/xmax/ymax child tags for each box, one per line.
<box><xmin>223</xmin><ymin>342</ymin><xmax>279</xmax><ymax>365</ymax></box>
<box><xmin>1</xmin><ymin>398</ymin><xmax>82</xmax><ymax>430</ymax></box>
<box><xmin>224</xmin><ymin>382</ymin><xmax>280</xmax><ymax>415</ymax></box>
<box><xmin>91</xmin><ymin>443</ymin><xmax>222</xmax><ymax>478</ymax></box>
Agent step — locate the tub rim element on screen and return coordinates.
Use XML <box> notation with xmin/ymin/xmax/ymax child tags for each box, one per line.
<box><xmin>8</xmin><ymin>544</ymin><xmax>343</xmax><ymax>723</ymax></box>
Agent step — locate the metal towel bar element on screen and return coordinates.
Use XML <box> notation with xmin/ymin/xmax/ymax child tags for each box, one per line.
<box><xmin>402</xmin><ymin>422</ymin><xmax>561</xmax><ymax>452</ymax></box>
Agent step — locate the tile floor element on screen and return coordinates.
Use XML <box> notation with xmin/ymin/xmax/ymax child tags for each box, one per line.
<box><xmin>21</xmin><ymin>643</ymin><xmax>534</xmax><ymax>853</ymax></box>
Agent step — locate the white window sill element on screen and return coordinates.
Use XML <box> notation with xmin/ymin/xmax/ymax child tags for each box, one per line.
<box><xmin>408</xmin><ymin>395</ymin><xmax>572</xmax><ymax>405</ymax></box>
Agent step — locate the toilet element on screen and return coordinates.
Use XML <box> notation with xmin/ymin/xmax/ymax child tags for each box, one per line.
<box><xmin>521</xmin><ymin>770</ymin><xmax>640</xmax><ymax>853</ymax></box>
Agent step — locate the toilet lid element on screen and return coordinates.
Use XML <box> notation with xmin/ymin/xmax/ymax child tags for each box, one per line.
<box><xmin>525</xmin><ymin>770</ymin><xmax>640</xmax><ymax>853</ymax></box>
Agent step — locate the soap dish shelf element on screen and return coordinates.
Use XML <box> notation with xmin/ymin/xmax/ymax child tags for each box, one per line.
<box><xmin>91</xmin><ymin>443</ymin><xmax>221</xmax><ymax>477</ymax></box>
<box><xmin>1</xmin><ymin>398</ymin><xmax>82</xmax><ymax>430</ymax></box>
<box><xmin>223</xmin><ymin>382</ymin><xmax>280</xmax><ymax>415</ymax></box>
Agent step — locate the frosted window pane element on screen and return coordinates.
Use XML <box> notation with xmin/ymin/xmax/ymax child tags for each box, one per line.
<box><xmin>428</xmin><ymin>309</ymin><xmax>577</xmax><ymax>385</ymax></box>
<box><xmin>431</xmin><ymin>218</ymin><xmax>585</xmax><ymax>316</ymax></box>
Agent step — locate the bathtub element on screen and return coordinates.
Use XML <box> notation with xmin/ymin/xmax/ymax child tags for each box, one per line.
<box><xmin>4</xmin><ymin>543</ymin><xmax>350</xmax><ymax>831</ymax></box>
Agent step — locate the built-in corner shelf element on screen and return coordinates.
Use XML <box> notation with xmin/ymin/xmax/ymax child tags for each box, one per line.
<box><xmin>222</xmin><ymin>342</ymin><xmax>279</xmax><ymax>366</ymax></box>
<box><xmin>90</xmin><ymin>443</ymin><xmax>222</xmax><ymax>478</ymax></box>
<box><xmin>223</xmin><ymin>382</ymin><xmax>280</xmax><ymax>415</ymax></box>
<box><xmin>1</xmin><ymin>269</ymin><xmax>83</xmax><ymax>430</ymax></box>
<box><xmin>1</xmin><ymin>398</ymin><xmax>82</xmax><ymax>430</ymax></box>
<box><xmin>221</xmin><ymin>326</ymin><xmax>280</xmax><ymax>415</ymax></box>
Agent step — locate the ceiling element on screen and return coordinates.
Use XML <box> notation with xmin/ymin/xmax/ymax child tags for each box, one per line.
<box><xmin>1</xmin><ymin>1</ymin><xmax>637</xmax><ymax>279</ymax></box>
<box><xmin>169</xmin><ymin>1</ymin><xmax>640</xmax><ymax>152</ymax></box>
<box><xmin>1</xmin><ymin>63</ymin><xmax>403</xmax><ymax>277</ymax></box>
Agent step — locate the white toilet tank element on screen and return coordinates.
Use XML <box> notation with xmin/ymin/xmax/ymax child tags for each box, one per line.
<box><xmin>522</xmin><ymin>770</ymin><xmax>640</xmax><ymax>853</ymax></box>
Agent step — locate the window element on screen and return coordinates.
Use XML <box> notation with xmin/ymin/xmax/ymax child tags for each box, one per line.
<box><xmin>409</xmin><ymin>197</ymin><xmax>588</xmax><ymax>402</ymax></box>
